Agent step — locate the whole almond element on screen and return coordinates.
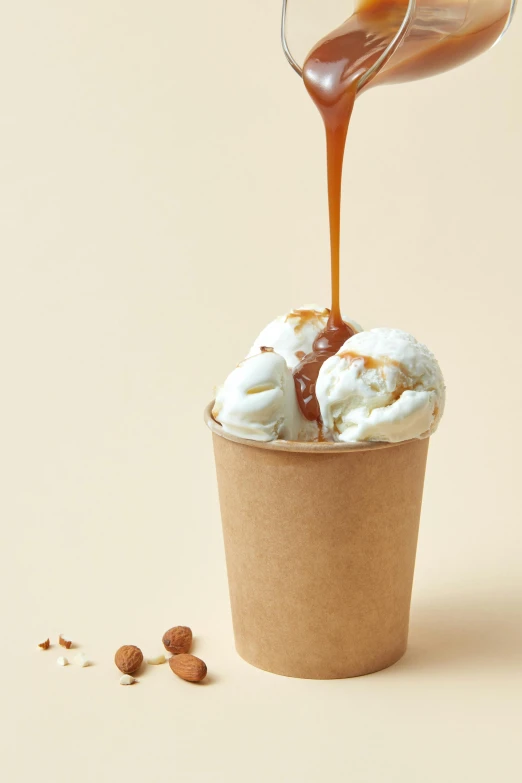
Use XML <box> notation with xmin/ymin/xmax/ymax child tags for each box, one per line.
<box><xmin>114</xmin><ymin>645</ymin><xmax>143</xmax><ymax>674</ymax></box>
<box><xmin>169</xmin><ymin>654</ymin><xmax>207</xmax><ymax>683</ymax></box>
<box><xmin>162</xmin><ymin>626</ymin><xmax>192</xmax><ymax>655</ymax></box>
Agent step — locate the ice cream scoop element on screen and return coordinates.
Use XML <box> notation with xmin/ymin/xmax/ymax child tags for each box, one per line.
<box><xmin>247</xmin><ymin>305</ymin><xmax>361</xmax><ymax>370</ymax></box>
<box><xmin>316</xmin><ymin>328</ymin><xmax>445</xmax><ymax>443</ymax></box>
<box><xmin>213</xmin><ymin>348</ymin><xmax>318</xmax><ymax>442</ymax></box>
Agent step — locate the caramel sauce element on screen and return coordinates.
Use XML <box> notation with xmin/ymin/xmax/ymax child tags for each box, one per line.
<box><xmin>285</xmin><ymin>307</ymin><xmax>329</xmax><ymax>332</ymax></box>
<box><xmin>338</xmin><ymin>351</ymin><xmax>410</xmax><ymax>400</ymax></box>
<box><xmin>317</xmin><ymin>422</ymin><xmax>328</xmax><ymax>442</ymax></box>
<box><xmin>292</xmin><ymin>0</ymin><xmax>508</xmax><ymax>422</ymax></box>
<box><xmin>337</xmin><ymin>351</ymin><xmax>402</xmax><ymax>371</ymax></box>
<box><xmin>293</xmin><ymin>9</ymin><xmax>382</xmax><ymax>420</ymax></box>
<box><xmin>338</xmin><ymin>352</ymin><xmax>412</xmax><ymax>404</ymax></box>
<box><xmin>358</xmin><ymin>0</ymin><xmax>509</xmax><ymax>89</ymax></box>
<box><xmin>293</xmin><ymin>319</ymin><xmax>355</xmax><ymax>421</ymax></box>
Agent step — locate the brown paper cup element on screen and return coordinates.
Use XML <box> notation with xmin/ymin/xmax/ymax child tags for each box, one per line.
<box><xmin>205</xmin><ymin>404</ymin><xmax>429</xmax><ymax>679</ymax></box>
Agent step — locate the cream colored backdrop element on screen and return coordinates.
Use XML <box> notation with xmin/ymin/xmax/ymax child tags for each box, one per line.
<box><xmin>1</xmin><ymin>2</ymin><xmax>521</xmax><ymax>781</ymax></box>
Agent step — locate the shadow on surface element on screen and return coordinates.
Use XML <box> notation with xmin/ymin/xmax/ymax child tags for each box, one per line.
<box><xmin>396</xmin><ymin>591</ymin><xmax>522</xmax><ymax>674</ymax></box>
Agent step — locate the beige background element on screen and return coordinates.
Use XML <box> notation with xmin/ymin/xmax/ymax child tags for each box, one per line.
<box><xmin>1</xmin><ymin>1</ymin><xmax>521</xmax><ymax>781</ymax></box>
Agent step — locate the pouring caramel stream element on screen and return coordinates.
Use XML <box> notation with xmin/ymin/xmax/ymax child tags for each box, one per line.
<box><xmin>292</xmin><ymin>0</ymin><xmax>508</xmax><ymax>421</ymax></box>
<box><xmin>293</xmin><ymin>17</ymin><xmax>389</xmax><ymax>420</ymax></box>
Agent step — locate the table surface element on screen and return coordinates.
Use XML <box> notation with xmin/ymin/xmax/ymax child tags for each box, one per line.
<box><xmin>2</xmin><ymin>3</ymin><xmax>521</xmax><ymax>782</ymax></box>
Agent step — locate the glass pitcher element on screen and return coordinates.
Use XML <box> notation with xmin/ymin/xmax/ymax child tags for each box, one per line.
<box><xmin>282</xmin><ymin>0</ymin><xmax>518</xmax><ymax>91</ymax></box>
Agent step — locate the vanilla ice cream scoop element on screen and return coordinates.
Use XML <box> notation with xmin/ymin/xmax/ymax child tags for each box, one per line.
<box><xmin>247</xmin><ymin>305</ymin><xmax>362</xmax><ymax>370</ymax></box>
<box><xmin>213</xmin><ymin>349</ymin><xmax>318</xmax><ymax>442</ymax></box>
<box><xmin>317</xmin><ymin>328</ymin><xmax>445</xmax><ymax>443</ymax></box>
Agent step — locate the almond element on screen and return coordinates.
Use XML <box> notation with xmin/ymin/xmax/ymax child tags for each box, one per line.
<box><xmin>114</xmin><ymin>645</ymin><xmax>143</xmax><ymax>674</ymax></box>
<box><xmin>169</xmin><ymin>654</ymin><xmax>207</xmax><ymax>683</ymax></box>
<box><xmin>162</xmin><ymin>626</ymin><xmax>192</xmax><ymax>655</ymax></box>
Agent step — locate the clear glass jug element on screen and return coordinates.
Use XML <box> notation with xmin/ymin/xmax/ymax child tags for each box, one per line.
<box><xmin>282</xmin><ymin>0</ymin><xmax>518</xmax><ymax>90</ymax></box>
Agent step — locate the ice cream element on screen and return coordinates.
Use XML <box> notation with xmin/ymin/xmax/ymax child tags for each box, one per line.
<box><xmin>247</xmin><ymin>305</ymin><xmax>361</xmax><ymax>370</ymax></box>
<box><xmin>317</xmin><ymin>328</ymin><xmax>445</xmax><ymax>443</ymax></box>
<box><xmin>212</xmin><ymin>348</ymin><xmax>318</xmax><ymax>442</ymax></box>
<box><xmin>213</xmin><ymin>311</ymin><xmax>444</xmax><ymax>445</ymax></box>
<box><xmin>213</xmin><ymin>305</ymin><xmax>355</xmax><ymax>442</ymax></box>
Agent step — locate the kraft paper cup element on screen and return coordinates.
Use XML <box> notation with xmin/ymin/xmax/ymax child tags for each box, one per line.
<box><xmin>205</xmin><ymin>403</ymin><xmax>429</xmax><ymax>679</ymax></box>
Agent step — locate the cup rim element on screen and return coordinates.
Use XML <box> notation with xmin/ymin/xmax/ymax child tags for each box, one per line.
<box><xmin>204</xmin><ymin>402</ymin><xmax>424</xmax><ymax>454</ymax></box>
